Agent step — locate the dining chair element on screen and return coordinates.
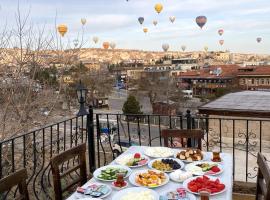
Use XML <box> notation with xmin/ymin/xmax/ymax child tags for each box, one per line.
<box><xmin>256</xmin><ymin>152</ymin><xmax>270</xmax><ymax>200</ymax></box>
<box><xmin>50</xmin><ymin>143</ymin><xmax>88</xmax><ymax>200</ymax></box>
<box><xmin>161</xmin><ymin>129</ymin><xmax>204</xmax><ymax>149</ymax></box>
<box><xmin>0</xmin><ymin>168</ymin><xmax>29</xmax><ymax>200</ymax></box>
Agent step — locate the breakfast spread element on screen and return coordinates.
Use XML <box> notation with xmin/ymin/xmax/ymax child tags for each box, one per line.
<box><xmin>176</xmin><ymin>148</ymin><xmax>203</xmax><ymax>162</ymax></box>
<box><xmin>115</xmin><ymin>153</ymin><xmax>149</xmax><ymax>167</ymax></box>
<box><xmin>187</xmin><ymin>176</ymin><xmax>225</xmax><ymax>194</ymax></box>
<box><xmin>144</xmin><ymin>147</ymin><xmax>174</xmax><ymax>158</ymax></box>
<box><xmin>151</xmin><ymin>159</ymin><xmax>182</xmax><ymax>172</ymax></box>
<box><xmin>97</xmin><ymin>167</ymin><xmax>128</xmax><ymax>181</ymax></box>
<box><xmin>135</xmin><ymin>170</ymin><xmax>167</xmax><ymax>187</ymax></box>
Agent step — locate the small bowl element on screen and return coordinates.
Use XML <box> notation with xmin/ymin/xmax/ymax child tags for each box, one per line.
<box><xmin>111</xmin><ymin>181</ymin><xmax>128</xmax><ymax>190</ymax></box>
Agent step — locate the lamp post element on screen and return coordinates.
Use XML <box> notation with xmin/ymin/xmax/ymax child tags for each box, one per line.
<box><xmin>76</xmin><ymin>80</ymin><xmax>89</xmax><ymax>116</ymax></box>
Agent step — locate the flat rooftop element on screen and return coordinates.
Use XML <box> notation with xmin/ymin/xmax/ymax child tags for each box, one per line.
<box><xmin>199</xmin><ymin>91</ymin><xmax>270</xmax><ymax>117</ymax></box>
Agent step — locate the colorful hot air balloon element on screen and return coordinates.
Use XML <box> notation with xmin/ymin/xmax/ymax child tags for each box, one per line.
<box><xmin>169</xmin><ymin>16</ymin><xmax>176</xmax><ymax>23</ymax></box>
<box><xmin>155</xmin><ymin>3</ymin><xmax>163</xmax><ymax>14</ymax></box>
<box><xmin>195</xmin><ymin>16</ymin><xmax>207</xmax><ymax>29</ymax></box>
<box><xmin>181</xmin><ymin>45</ymin><xmax>186</xmax><ymax>52</ymax></box>
<box><xmin>138</xmin><ymin>17</ymin><xmax>144</xmax><ymax>25</ymax></box>
<box><xmin>73</xmin><ymin>39</ymin><xmax>79</xmax><ymax>47</ymax></box>
<box><xmin>57</xmin><ymin>24</ymin><xmax>68</xmax><ymax>37</ymax></box>
<box><xmin>81</xmin><ymin>18</ymin><xmax>87</xmax><ymax>26</ymax></box>
<box><xmin>93</xmin><ymin>36</ymin><xmax>99</xmax><ymax>44</ymax></box>
<box><xmin>219</xmin><ymin>40</ymin><xmax>224</xmax><ymax>46</ymax></box>
<box><xmin>110</xmin><ymin>42</ymin><xmax>116</xmax><ymax>49</ymax></box>
<box><xmin>103</xmin><ymin>42</ymin><xmax>110</xmax><ymax>49</ymax></box>
<box><xmin>218</xmin><ymin>29</ymin><xmax>224</xmax><ymax>36</ymax></box>
<box><xmin>204</xmin><ymin>46</ymin><xmax>208</xmax><ymax>52</ymax></box>
<box><xmin>257</xmin><ymin>37</ymin><xmax>262</xmax><ymax>43</ymax></box>
<box><xmin>143</xmin><ymin>28</ymin><xmax>148</xmax><ymax>34</ymax></box>
<box><xmin>153</xmin><ymin>20</ymin><xmax>158</xmax><ymax>26</ymax></box>
<box><xmin>162</xmin><ymin>43</ymin><xmax>169</xmax><ymax>52</ymax></box>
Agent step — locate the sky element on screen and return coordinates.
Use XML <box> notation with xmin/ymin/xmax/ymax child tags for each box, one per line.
<box><xmin>0</xmin><ymin>0</ymin><xmax>270</xmax><ymax>54</ymax></box>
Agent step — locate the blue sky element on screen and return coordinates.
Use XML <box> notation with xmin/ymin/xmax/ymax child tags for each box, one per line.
<box><xmin>0</xmin><ymin>0</ymin><xmax>270</xmax><ymax>54</ymax></box>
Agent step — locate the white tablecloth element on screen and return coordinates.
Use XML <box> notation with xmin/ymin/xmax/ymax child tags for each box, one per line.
<box><xmin>67</xmin><ymin>146</ymin><xmax>233</xmax><ymax>200</ymax></box>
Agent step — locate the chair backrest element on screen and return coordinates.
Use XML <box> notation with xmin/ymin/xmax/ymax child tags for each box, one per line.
<box><xmin>0</xmin><ymin>168</ymin><xmax>29</xmax><ymax>200</ymax></box>
<box><xmin>256</xmin><ymin>152</ymin><xmax>270</xmax><ymax>200</ymax></box>
<box><xmin>161</xmin><ymin>129</ymin><xmax>204</xmax><ymax>149</ymax></box>
<box><xmin>50</xmin><ymin>143</ymin><xmax>87</xmax><ymax>200</ymax></box>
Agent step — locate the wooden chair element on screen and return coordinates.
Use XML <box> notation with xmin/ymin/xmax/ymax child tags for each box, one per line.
<box><xmin>161</xmin><ymin>129</ymin><xmax>204</xmax><ymax>149</ymax></box>
<box><xmin>256</xmin><ymin>152</ymin><xmax>270</xmax><ymax>200</ymax></box>
<box><xmin>0</xmin><ymin>168</ymin><xmax>29</xmax><ymax>200</ymax></box>
<box><xmin>50</xmin><ymin>143</ymin><xmax>87</xmax><ymax>200</ymax></box>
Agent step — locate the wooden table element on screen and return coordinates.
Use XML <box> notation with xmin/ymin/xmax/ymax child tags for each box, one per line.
<box><xmin>67</xmin><ymin>146</ymin><xmax>233</xmax><ymax>200</ymax></box>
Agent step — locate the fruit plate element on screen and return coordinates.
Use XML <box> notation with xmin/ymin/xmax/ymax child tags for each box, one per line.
<box><xmin>129</xmin><ymin>169</ymin><xmax>170</xmax><ymax>188</ymax></box>
<box><xmin>174</xmin><ymin>149</ymin><xmax>206</xmax><ymax>163</ymax></box>
<box><xmin>93</xmin><ymin>165</ymin><xmax>132</xmax><ymax>182</ymax></box>
<box><xmin>148</xmin><ymin>158</ymin><xmax>184</xmax><ymax>173</ymax></box>
<box><xmin>144</xmin><ymin>147</ymin><xmax>174</xmax><ymax>158</ymax></box>
<box><xmin>114</xmin><ymin>153</ymin><xmax>149</xmax><ymax>168</ymax></box>
<box><xmin>112</xmin><ymin>187</ymin><xmax>159</xmax><ymax>200</ymax></box>
<box><xmin>183</xmin><ymin>176</ymin><xmax>226</xmax><ymax>196</ymax></box>
<box><xmin>185</xmin><ymin>161</ymin><xmax>223</xmax><ymax>176</ymax></box>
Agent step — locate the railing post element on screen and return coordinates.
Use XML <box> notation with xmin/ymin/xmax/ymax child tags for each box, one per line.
<box><xmin>185</xmin><ymin>110</ymin><xmax>192</xmax><ymax>147</ymax></box>
<box><xmin>87</xmin><ymin>105</ymin><xmax>96</xmax><ymax>173</ymax></box>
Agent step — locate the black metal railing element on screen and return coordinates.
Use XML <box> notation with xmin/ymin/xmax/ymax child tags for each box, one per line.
<box><xmin>1</xmin><ymin>108</ymin><xmax>270</xmax><ymax>199</ymax></box>
<box><xmin>0</xmin><ymin>113</ymin><xmax>90</xmax><ymax>199</ymax></box>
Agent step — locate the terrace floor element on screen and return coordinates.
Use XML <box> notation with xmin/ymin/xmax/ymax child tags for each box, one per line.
<box><xmin>233</xmin><ymin>193</ymin><xmax>255</xmax><ymax>200</ymax></box>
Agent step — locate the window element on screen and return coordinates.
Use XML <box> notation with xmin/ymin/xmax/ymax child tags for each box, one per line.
<box><xmin>251</xmin><ymin>79</ymin><xmax>255</xmax><ymax>85</ymax></box>
<box><xmin>261</xmin><ymin>79</ymin><xmax>265</xmax><ymax>85</ymax></box>
<box><xmin>267</xmin><ymin>79</ymin><xmax>270</xmax><ymax>85</ymax></box>
<box><xmin>256</xmin><ymin>79</ymin><xmax>259</xmax><ymax>85</ymax></box>
<box><xmin>240</xmin><ymin>78</ymin><xmax>245</xmax><ymax>85</ymax></box>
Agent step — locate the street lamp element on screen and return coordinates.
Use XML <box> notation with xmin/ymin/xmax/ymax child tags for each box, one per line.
<box><xmin>76</xmin><ymin>80</ymin><xmax>89</xmax><ymax>116</ymax></box>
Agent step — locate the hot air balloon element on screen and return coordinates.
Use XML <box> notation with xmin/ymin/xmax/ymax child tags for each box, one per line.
<box><xmin>257</xmin><ymin>37</ymin><xmax>262</xmax><ymax>43</ymax></box>
<box><xmin>138</xmin><ymin>17</ymin><xmax>144</xmax><ymax>25</ymax></box>
<box><xmin>219</xmin><ymin>40</ymin><xmax>224</xmax><ymax>46</ymax></box>
<box><xmin>103</xmin><ymin>42</ymin><xmax>110</xmax><ymax>49</ymax></box>
<box><xmin>204</xmin><ymin>46</ymin><xmax>208</xmax><ymax>52</ymax></box>
<box><xmin>143</xmin><ymin>28</ymin><xmax>148</xmax><ymax>34</ymax></box>
<box><xmin>81</xmin><ymin>18</ymin><xmax>87</xmax><ymax>26</ymax></box>
<box><xmin>181</xmin><ymin>45</ymin><xmax>186</xmax><ymax>52</ymax></box>
<box><xmin>218</xmin><ymin>29</ymin><xmax>224</xmax><ymax>36</ymax></box>
<box><xmin>155</xmin><ymin>3</ymin><xmax>163</xmax><ymax>14</ymax></box>
<box><xmin>162</xmin><ymin>43</ymin><xmax>169</xmax><ymax>52</ymax></box>
<box><xmin>195</xmin><ymin>16</ymin><xmax>207</xmax><ymax>29</ymax></box>
<box><xmin>93</xmin><ymin>36</ymin><xmax>99</xmax><ymax>44</ymax></box>
<box><xmin>110</xmin><ymin>42</ymin><xmax>116</xmax><ymax>49</ymax></box>
<box><xmin>169</xmin><ymin>16</ymin><xmax>176</xmax><ymax>23</ymax></box>
<box><xmin>73</xmin><ymin>39</ymin><xmax>79</xmax><ymax>47</ymax></box>
<box><xmin>57</xmin><ymin>24</ymin><xmax>68</xmax><ymax>37</ymax></box>
<box><xmin>153</xmin><ymin>20</ymin><xmax>158</xmax><ymax>26</ymax></box>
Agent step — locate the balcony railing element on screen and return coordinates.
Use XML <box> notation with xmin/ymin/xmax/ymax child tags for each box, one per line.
<box><xmin>1</xmin><ymin>107</ymin><xmax>269</xmax><ymax>199</ymax></box>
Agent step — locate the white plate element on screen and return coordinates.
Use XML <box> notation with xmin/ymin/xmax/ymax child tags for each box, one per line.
<box><xmin>77</xmin><ymin>198</ymin><xmax>102</xmax><ymax>200</ymax></box>
<box><xmin>174</xmin><ymin>150</ymin><xmax>206</xmax><ymax>163</ymax></box>
<box><xmin>93</xmin><ymin>165</ymin><xmax>132</xmax><ymax>182</ymax></box>
<box><xmin>78</xmin><ymin>183</ymin><xmax>112</xmax><ymax>199</ymax></box>
<box><xmin>169</xmin><ymin>169</ymin><xmax>193</xmax><ymax>183</ymax></box>
<box><xmin>160</xmin><ymin>188</ymin><xmax>196</xmax><ymax>200</ymax></box>
<box><xmin>185</xmin><ymin>161</ymin><xmax>223</xmax><ymax>176</ymax></box>
<box><xmin>148</xmin><ymin>158</ymin><xmax>184</xmax><ymax>173</ymax></box>
<box><xmin>112</xmin><ymin>187</ymin><xmax>159</xmax><ymax>200</ymax></box>
<box><xmin>144</xmin><ymin>147</ymin><xmax>174</xmax><ymax>158</ymax></box>
<box><xmin>114</xmin><ymin>154</ymin><xmax>150</xmax><ymax>168</ymax></box>
<box><xmin>183</xmin><ymin>176</ymin><xmax>227</xmax><ymax>196</ymax></box>
<box><xmin>129</xmin><ymin>169</ymin><xmax>169</xmax><ymax>188</ymax></box>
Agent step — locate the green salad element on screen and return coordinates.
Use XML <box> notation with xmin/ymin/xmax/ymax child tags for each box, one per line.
<box><xmin>97</xmin><ymin>167</ymin><xmax>128</xmax><ymax>180</ymax></box>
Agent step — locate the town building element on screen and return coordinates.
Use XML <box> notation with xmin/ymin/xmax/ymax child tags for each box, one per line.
<box><xmin>237</xmin><ymin>66</ymin><xmax>270</xmax><ymax>91</ymax></box>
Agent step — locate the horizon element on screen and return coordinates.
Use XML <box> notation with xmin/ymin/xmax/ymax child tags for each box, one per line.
<box><xmin>0</xmin><ymin>0</ymin><xmax>270</xmax><ymax>54</ymax></box>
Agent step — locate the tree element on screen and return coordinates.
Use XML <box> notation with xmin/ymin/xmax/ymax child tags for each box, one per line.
<box><xmin>122</xmin><ymin>95</ymin><xmax>142</xmax><ymax>114</ymax></box>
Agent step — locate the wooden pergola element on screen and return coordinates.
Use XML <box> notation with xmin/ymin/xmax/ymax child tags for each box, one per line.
<box><xmin>198</xmin><ymin>91</ymin><xmax>270</xmax><ymax>118</ymax></box>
